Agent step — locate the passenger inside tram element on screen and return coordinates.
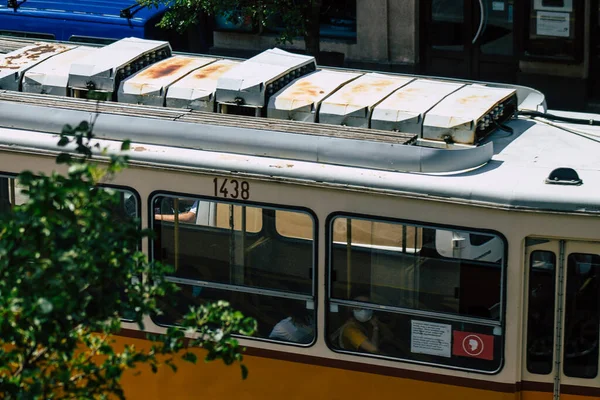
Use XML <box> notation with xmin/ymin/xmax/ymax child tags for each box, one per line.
<box><xmin>337</xmin><ymin>295</ymin><xmax>381</xmax><ymax>353</ymax></box>
<box><xmin>154</xmin><ymin>198</ymin><xmax>198</xmax><ymax>223</ymax></box>
<box><xmin>269</xmin><ymin>301</ymin><xmax>314</xmax><ymax>344</ymax></box>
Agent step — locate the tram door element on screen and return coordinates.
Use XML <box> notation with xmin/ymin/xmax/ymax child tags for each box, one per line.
<box><xmin>422</xmin><ymin>0</ymin><xmax>518</xmax><ymax>83</ymax></box>
<box><xmin>522</xmin><ymin>238</ymin><xmax>600</xmax><ymax>399</ymax></box>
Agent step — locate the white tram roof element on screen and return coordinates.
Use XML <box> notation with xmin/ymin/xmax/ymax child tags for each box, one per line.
<box><xmin>267</xmin><ymin>69</ymin><xmax>361</xmax><ymax>122</ymax></box>
<box><xmin>319</xmin><ymin>73</ymin><xmax>413</xmax><ymax>128</ymax></box>
<box><xmin>22</xmin><ymin>46</ymin><xmax>96</xmax><ymax>96</ymax></box>
<box><xmin>68</xmin><ymin>37</ymin><xmax>171</xmax><ymax>92</ymax></box>
<box><xmin>0</xmin><ymin>109</ymin><xmax>599</xmax><ymax>215</ymax></box>
<box><xmin>165</xmin><ymin>59</ymin><xmax>239</xmax><ymax>111</ymax></box>
<box><xmin>0</xmin><ymin>42</ymin><xmax>73</xmax><ymax>90</ymax></box>
<box><xmin>0</xmin><ymin>40</ymin><xmax>597</xmax><ymax>214</ymax></box>
<box><xmin>118</xmin><ymin>55</ymin><xmax>214</xmax><ymax>107</ymax></box>
<box><xmin>0</xmin><ymin>37</ymin><xmax>531</xmax><ymax>145</ymax></box>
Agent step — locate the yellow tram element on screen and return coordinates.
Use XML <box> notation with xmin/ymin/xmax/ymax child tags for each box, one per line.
<box><xmin>1</xmin><ymin>36</ymin><xmax>599</xmax><ymax>399</ymax></box>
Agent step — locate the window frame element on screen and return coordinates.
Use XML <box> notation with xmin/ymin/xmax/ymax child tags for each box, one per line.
<box><xmin>148</xmin><ymin>190</ymin><xmax>319</xmax><ymax>348</ymax></box>
<box><xmin>0</xmin><ymin>173</ymin><xmax>141</xmax><ymax>222</ymax></box>
<box><xmin>325</xmin><ymin>211</ymin><xmax>507</xmax><ymax>374</ymax></box>
<box><xmin>525</xmin><ymin>249</ymin><xmax>557</xmax><ymax>375</ymax></box>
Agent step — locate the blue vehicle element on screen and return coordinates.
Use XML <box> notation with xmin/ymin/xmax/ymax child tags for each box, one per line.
<box><xmin>0</xmin><ymin>0</ymin><xmax>194</xmax><ymax>50</ymax></box>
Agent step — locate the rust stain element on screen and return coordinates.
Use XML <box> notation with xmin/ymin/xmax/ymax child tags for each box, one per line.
<box><xmin>283</xmin><ymin>79</ymin><xmax>325</xmax><ymax>100</ymax></box>
<box><xmin>456</xmin><ymin>94</ymin><xmax>492</xmax><ymax>105</ymax></box>
<box><xmin>348</xmin><ymin>79</ymin><xmax>396</xmax><ymax>94</ymax></box>
<box><xmin>331</xmin><ymin>78</ymin><xmax>399</xmax><ymax>104</ymax></box>
<box><xmin>193</xmin><ymin>62</ymin><xmax>236</xmax><ymax>80</ymax></box>
<box><xmin>136</xmin><ymin>57</ymin><xmax>196</xmax><ymax>80</ymax></box>
<box><xmin>390</xmin><ymin>87</ymin><xmax>423</xmax><ymax>100</ymax></box>
<box><xmin>1</xmin><ymin>43</ymin><xmax>68</xmax><ymax>70</ymax></box>
<box><xmin>133</xmin><ymin>146</ymin><xmax>147</xmax><ymax>152</ymax></box>
<box><xmin>286</xmin><ymin>164</ymin><xmax>294</xmax><ymax>168</ymax></box>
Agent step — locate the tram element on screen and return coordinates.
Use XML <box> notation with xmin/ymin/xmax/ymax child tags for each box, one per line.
<box><xmin>1</xmin><ymin>36</ymin><xmax>599</xmax><ymax>399</ymax></box>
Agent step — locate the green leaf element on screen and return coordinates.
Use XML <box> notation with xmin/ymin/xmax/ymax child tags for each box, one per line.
<box><xmin>57</xmin><ymin>136</ymin><xmax>70</xmax><ymax>147</ymax></box>
<box><xmin>181</xmin><ymin>352</ymin><xmax>197</xmax><ymax>364</ymax></box>
<box><xmin>56</xmin><ymin>153</ymin><xmax>72</xmax><ymax>164</ymax></box>
<box><xmin>121</xmin><ymin>140</ymin><xmax>131</xmax><ymax>151</ymax></box>
<box><xmin>0</xmin><ymin>119</ymin><xmax>254</xmax><ymax>398</ymax></box>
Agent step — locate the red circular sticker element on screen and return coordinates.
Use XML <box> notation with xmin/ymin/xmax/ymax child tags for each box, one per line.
<box><xmin>461</xmin><ymin>334</ymin><xmax>485</xmax><ymax>356</ymax></box>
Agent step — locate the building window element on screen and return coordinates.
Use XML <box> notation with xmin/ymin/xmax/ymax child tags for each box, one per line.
<box><xmin>327</xmin><ymin>214</ymin><xmax>504</xmax><ymax>372</ymax></box>
<box><xmin>215</xmin><ymin>0</ymin><xmax>357</xmax><ymax>40</ymax></box>
<box><xmin>0</xmin><ymin>30</ymin><xmax>55</xmax><ymax>40</ymax></box>
<box><xmin>151</xmin><ymin>194</ymin><xmax>316</xmax><ymax>346</ymax></box>
<box><xmin>320</xmin><ymin>0</ymin><xmax>356</xmax><ymax>40</ymax></box>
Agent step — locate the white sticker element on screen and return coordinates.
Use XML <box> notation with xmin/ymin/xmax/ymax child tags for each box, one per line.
<box><xmin>536</xmin><ymin>11</ymin><xmax>570</xmax><ymax>38</ymax></box>
<box><xmin>492</xmin><ymin>1</ymin><xmax>505</xmax><ymax>11</ymax></box>
<box><xmin>411</xmin><ymin>320</ymin><xmax>452</xmax><ymax>358</ymax></box>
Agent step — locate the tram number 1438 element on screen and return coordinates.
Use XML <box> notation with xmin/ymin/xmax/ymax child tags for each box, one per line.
<box><xmin>213</xmin><ymin>178</ymin><xmax>250</xmax><ymax>200</ymax></box>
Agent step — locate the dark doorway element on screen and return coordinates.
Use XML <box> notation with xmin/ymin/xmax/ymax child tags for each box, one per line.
<box><xmin>421</xmin><ymin>0</ymin><xmax>519</xmax><ymax>83</ymax></box>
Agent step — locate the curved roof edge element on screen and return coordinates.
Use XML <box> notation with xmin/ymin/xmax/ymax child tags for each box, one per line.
<box><xmin>0</xmin><ymin>126</ymin><xmax>599</xmax><ymax>215</ymax></box>
<box><xmin>0</xmin><ymin>99</ymin><xmax>493</xmax><ymax>173</ymax></box>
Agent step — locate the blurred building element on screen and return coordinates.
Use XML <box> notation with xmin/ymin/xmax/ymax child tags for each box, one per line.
<box><xmin>210</xmin><ymin>0</ymin><xmax>599</xmax><ymax>111</ymax></box>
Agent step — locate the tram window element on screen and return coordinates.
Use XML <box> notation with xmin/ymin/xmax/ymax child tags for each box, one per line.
<box><xmin>151</xmin><ymin>194</ymin><xmax>316</xmax><ymax>345</ymax></box>
<box><xmin>276</xmin><ymin>210</ymin><xmax>313</xmax><ymax>240</ymax></box>
<box><xmin>330</xmin><ymin>217</ymin><xmax>501</xmax><ymax>318</ymax></box>
<box><xmin>327</xmin><ymin>215</ymin><xmax>504</xmax><ymax>372</ymax></box>
<box><xmin>0</xmin><ymin>176</ymin><xmax>26</xmax><ymax>214</ymax></box>
<box><xmin>526</xmin><ymin>250</ymin><xmax>556</xmax><ymax>375</ymax></box>
<box><xmin>0</xmin><ymin>176</ymin><xmax>138</xmax><ymax>221</ymax></box>
<box><xmin>563</xmin><ymin>253</ymin><xmax>600</xmax><ymax>379</ymax></box>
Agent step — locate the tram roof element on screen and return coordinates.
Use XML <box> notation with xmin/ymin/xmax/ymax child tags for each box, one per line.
<box><xmin>0</xmin><ymin>108</ymin><xmax>599</xmax><ymax>215</ymax></box>
<box><xmin>0</xmin><ymin>37</ymin><xmax>544</xmax><ymax>147</ymax></box>
<box><xmin>3</xmin><ymin>37</ymin><xmax>599</xmax><ymax>213</ymax></box>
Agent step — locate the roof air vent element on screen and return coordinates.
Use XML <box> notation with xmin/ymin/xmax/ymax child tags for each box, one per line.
<box><xmin>545</xmin><ymin>167</ymin><xmax>582</xmax><ymax>186</ymax></box>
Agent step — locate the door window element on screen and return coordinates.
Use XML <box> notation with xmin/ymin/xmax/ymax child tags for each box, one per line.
<box><xmin>526</xmin><ymin>250</ymin><xmax>556</xmax><ymax>374</ymax></box>
<box><xmin>563</xmin><ymin>253</ymin><xmax>600</xmax><ymax>378</ymax></box>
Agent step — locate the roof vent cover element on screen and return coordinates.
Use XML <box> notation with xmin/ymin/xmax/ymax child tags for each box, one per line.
<box><xmin>545</xmin><ymin>167</ymin><xmax>583</xmax><ymax>186</ymax></box>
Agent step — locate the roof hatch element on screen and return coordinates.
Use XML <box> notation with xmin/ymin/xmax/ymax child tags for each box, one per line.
<box><xmin>68</xmin><ymin>37</ymin><xmax>171</xmax><ymax>100</ymax></box>
<box><xmin>0</xmin><ymin>42</ymin><xmax>74</xmax><ymax>90</ymax></box>
<box><xmin>216</xmin><ymin>48</ymin><xmax>316</xmax><ymax>114</ymax></box>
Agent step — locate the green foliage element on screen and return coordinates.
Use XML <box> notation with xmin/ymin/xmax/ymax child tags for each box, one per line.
<box><xmin>0</xmin><ymin>121</ymin><xmax>256</xmax><ymax>399</ymax></box>
<box><xmin>137</xmin><ymin>0</ymin><xmax>321</xmax><ymax>54</ymax></box>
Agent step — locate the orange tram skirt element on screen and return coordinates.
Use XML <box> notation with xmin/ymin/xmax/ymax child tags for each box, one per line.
<box><xmin>117</xmin><ymin>335</ymin><xmax>590</xmax><ymax>400</ymax></box>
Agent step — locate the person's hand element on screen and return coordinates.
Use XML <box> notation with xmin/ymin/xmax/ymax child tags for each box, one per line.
<box><xmin>370</xmin><ymin>316</ymin><xmax>379</xmax><ymax>329</ymax></box>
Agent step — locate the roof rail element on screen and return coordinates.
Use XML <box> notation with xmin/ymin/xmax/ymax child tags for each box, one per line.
<box><xmin>120</xmin><ymin>3</ymin><xmax>146</xmax><ymax>19</ymax></box>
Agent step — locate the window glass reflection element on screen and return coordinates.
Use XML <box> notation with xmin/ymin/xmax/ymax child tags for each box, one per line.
<box><xmin>526</xmin><ymin>250</ymin><xmax>556</xmax><ymax>375</ymax></box>
<box><xmin>563</xmin><ymin>253</ymin><xmax>600</xmax><ymax>378</ymax></box>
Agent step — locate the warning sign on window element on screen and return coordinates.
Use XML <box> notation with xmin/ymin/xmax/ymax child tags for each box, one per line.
<box><xmin>410</xmin><ymin>320</ymin><xmax>451</xmax><ymax>358</ymax></box>
<box><xmin>452</xmin><ymin>331</ymin><xmax>494</xmax><ymax>360</ymax></box>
